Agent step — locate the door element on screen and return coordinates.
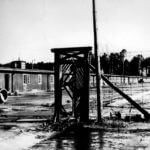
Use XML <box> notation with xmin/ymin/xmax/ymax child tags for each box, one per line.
<box><xmin>5</xmin><ymin>74</ymin><xmax>9</xmax><ymax>91</ymax></box>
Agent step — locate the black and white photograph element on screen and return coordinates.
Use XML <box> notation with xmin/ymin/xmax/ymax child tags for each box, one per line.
<box><xmin>1</xmin><ymin>0</ymin><xmax>150</xmax><ymax>149</ymax></box>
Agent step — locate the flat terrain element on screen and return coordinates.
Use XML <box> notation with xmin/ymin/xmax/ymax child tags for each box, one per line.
<box><xmin>1</xmin><ymin>82</ymin><xmax>150</xmax><ymax>149</ymax></box>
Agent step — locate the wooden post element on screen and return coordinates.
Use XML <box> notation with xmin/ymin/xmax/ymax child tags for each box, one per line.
<box><xmin>47</xmin><ymin>74</ymin><xmax>50</xmax><ymax>92</ymax></box>
<box><xmin>92</xmin><ymin>0</ymin><xmax>102</xmax><ymax>122</ymax></box>
<box><xmin>72</xmin><ymin>63</ymin><xmax>77</xmax><ymax>119</ymax></box>
<box><xmin>11</xmin><ymin>73</ymin><xmax>14</xmax><ymax>93</ymax></box>
<box><xmin>54</xmin><ymin>53</ymin><xmax>62</xmax><ymax>122</ymax></box>
<box><xmin>79</xmin><ymin>52</ymin><xmax>90</xmax><ymax>122</ymax></box>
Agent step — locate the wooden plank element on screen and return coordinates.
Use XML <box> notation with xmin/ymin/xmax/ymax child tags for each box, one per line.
<box><xmin>101</xmin><ymin>74</ymin><xmax>150</xmax><ymax>120</ymax></box>
<box><xmin>16</xmin><ymin>118</ymin><xmax>48</xmax><ymax>123</ymax></box>
<box><xmin>51</xmin><ymin>47</ymin><xmax>92</xmax><ymax>53</ymax></box>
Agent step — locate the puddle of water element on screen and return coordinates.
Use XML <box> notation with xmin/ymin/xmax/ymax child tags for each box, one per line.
<box><xmin>30</xmin><ymin>129</ymin><xmax>150</xmax><ymax>150</ymax></box>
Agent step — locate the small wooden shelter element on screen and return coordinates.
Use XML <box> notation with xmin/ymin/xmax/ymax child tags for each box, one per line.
<box><xmin>51</xmin><ymin>47</ymin><xmax>92</xmax><ymax>123</ymax></box>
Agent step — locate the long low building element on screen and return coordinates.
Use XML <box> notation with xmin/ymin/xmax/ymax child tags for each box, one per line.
<box><xmin>0</xmin><ymin>60</ymin><xmax>148</xmax><ymax>94</ymax></box>
<box><xmin>0</xmin><ymin>67</ymin><xmax>54</xmax><ymax>93</ymax></box>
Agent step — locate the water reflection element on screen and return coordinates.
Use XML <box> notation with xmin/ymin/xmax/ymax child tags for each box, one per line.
<box><xmin>48</xmin><ymin>130</ymin><xmax>105</xmax><ymax>150</ymax></box>
<box><xmin>31</xmin><ymin>129</ymin><xmax>150</xmax><ymax>150</ymax></box>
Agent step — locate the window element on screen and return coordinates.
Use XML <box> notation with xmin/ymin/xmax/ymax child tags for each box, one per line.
<box><xmin>38</xmin><ymin>74</ymin><xmax>42</xmax><ymax>84</ymax></box>
<box><xmin>23</xmin><ymin>74</ymin><xmax>30</xmax><ymax>84</ymax></box>
<box><xmin>21</xmin><ymin>62</ymin><xmax>26</xmax><ymax>69</ymax></box>
<box><xmin>23</xmin><ymin>75</ymin><xmax>27</xmax><ymax>84</ymax></box>
<box><xmin>27</xmin><ymin>75</ymin><xmax>30</xmax><ymax>84</ymax></box>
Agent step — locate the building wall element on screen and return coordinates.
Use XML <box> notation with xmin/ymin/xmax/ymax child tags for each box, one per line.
<box><xmin>12</xmin><ymin>74</ymin><xmax>53</xmax><ymax>92</ymax></box>
<box><xmin>1</xmin><ymin>69</ymin><xmax>147</xmax><ymax>93</ymax></box>
<box><xmin>49</xmin><ymin>74</ymin><xmax>54</xmax><ymax>91</ymax></box>
<box><xmin>41</xmin><ymin>74</ymin><xmax>48</xmax><ymax>90</ymax></box>
<box><xmin>0</xmin><ymin>74</ymin><xmax>4</xmax><ymax>89</ymax></box>
<box><xmin>0</xmin><ymin>73</ymin><xmax>54</xmax><ymax>93</ymax></box>
<box><xmin>13</xmin><ymin>74</ymin><xmax>23</xmax><ymax>92</ymax></box>
<box><xmin>30</xmin><ymin>74</ymin><xmax>40</xmax><ymax>91</ymax></box>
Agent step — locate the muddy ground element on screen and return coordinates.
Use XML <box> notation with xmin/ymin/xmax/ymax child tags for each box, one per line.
<box><xmin>1</xmin><ymin>83</ymin><xmax>150</xmax><ymax>149</ymax></box>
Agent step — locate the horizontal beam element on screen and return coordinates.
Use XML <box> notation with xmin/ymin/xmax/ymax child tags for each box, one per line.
<box><xmin>51</xmin><ymin>46</ymin><xmax>92</xmax><ymax>53</ymax></box>
<box><xmin>0</xmin><ymin>67</ymin><xmax>54</xmax><ymax>74</ymax></box>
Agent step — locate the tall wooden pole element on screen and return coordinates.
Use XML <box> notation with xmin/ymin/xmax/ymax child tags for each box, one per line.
<box><xmin>92</xmin><ymin>0</ymin><xmax>102</xmax><ymax>122</ymax></box>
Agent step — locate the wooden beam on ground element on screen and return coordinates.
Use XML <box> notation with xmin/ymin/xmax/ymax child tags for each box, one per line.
<box><xmin>101</xmin><ymin>74</ymin><xmax>150</xmax><ymax>120</ymax></box>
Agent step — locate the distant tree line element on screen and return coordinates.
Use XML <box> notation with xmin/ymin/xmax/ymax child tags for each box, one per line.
<box><xmin>1</xmin><ymin>50</ymin><xmax>150</xmax><ymax>76</ymax></box>
<box><xmin>91</xmin><ymin>49</ymin><xmax>150</xmax><ymax>76</ymax></box>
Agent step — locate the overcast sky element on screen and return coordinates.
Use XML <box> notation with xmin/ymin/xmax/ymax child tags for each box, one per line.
<box><xmin>0</xmin><ymin>0</ymin><xmax>150</xmax><ymax>63</ymax></box>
